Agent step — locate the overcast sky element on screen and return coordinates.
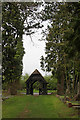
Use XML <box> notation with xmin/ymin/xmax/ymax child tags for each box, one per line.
<box><xmin>22</xmin><ymin>21</ymin><xmax>51</xmax><ymax>76</ymax></box>
<box><xmin>22</xmin><ymin>33</ymin><xmax>45</xmax><ymax>76</ymax></box>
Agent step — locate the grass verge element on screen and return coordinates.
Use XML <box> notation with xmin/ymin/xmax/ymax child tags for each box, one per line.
<box><xmin>2</xmin><ymin>95</ymin><xmax>79</xmax><ymax>118</ymax></box>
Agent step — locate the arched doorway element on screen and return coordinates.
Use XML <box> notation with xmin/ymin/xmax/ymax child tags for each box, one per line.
<box><xmin>25</xmin><ymin>69</ymin><xmax>47</xmax><ymax>95</ymax></box>
<box><xmin>33</xmin><ymin>81</ymin><xmax>42</xmax><ymax>95</ymax></box>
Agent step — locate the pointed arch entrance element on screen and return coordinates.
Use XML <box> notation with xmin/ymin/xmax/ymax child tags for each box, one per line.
<box><xmin>26</xmin><ymin>69</ymin><xmax>47</xmax><ymax>95</ymax></box>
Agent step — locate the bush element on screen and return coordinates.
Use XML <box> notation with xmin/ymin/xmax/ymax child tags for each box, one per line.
<box><xmin>44</xmin><ymin>75</ymin><xmax>57</xmax><ymax>90</ymax></box>
<box><xmin>19</xmin><ymin>73</ymin><xmax>29</xmax><ymax>90</ymax></box>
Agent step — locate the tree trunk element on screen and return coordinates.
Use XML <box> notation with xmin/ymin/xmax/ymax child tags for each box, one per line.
<box><xmin>57</xmin><ymin>71</ymin><xmax>64</xmax><ymax>95</ymax></box>
<box><xmin>9</xmin><ymin>81</ymin><xmax>19</xmax><ymax>95</ymax></box>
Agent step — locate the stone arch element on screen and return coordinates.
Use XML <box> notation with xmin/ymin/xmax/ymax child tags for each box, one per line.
<box><xmin>26</xmin><ymin>69</ymin><xmax>47</xmax><ymax>95</ymax></box>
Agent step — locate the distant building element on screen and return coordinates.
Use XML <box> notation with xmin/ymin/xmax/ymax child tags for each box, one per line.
<box><xmin>26</xmin><ymin>69</ymin><xmax>47</xmax><ymax>95</ymax></box>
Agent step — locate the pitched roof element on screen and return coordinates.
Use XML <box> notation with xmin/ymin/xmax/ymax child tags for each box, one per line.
<box><xmin>26</xmin><ymin>69</ymin><xmax>47</xmax><ymax>84</ymax></box>
<box><xmin>32</xmin><ymin>69</ymin><xmax>42</xmax><ymax>75</ymax></box>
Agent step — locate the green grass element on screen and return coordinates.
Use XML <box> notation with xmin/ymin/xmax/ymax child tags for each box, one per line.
<box><xmin>71</xmin><ymin>101</ymin><xmax>80</xmax><ymax>105</ymax></box>
<box><xmin>48</xmin><ymin>90</ymin><xmax>57</xmax><ymax>93</ymax></box>
<box><xmin>2</xmin><ymin>95</ymin><xmax>79</xmax><ymax>118</ymax></box>
<box><xmin>33</xmin><ymin>89</ymin><xmax>57</xmax><ymax>93</ymax></box>
<box><xmin>18</xmin><ymin>89</ymin><xmax>57</xmax><ymax>94</ymax></box>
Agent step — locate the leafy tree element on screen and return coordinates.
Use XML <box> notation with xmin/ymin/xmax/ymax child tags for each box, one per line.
<box><xmin>41</xmin><ymin>2</ymin><xmax>69</xmax><ymax>95</ymax></box>
<box><xmin>2</xmin><ymin>2</ymin><xmax>43</xmax><ymax>94</ymax></box>
<box><xmin>20</xmin><ymin>73</ymin><xmax>29</xmax><ymax>90</ymax></box>
<box><xmin>44</xmin><ymin>75</ymin><xmax>57</xmax><ymax>90</ymax></box>
<box><xmin>64</xmin><ymin>2</ymin><xmax>80</xmax><ymax>96</ymax></box>
<box><xmin>2</xmin><ymin>3</ymin><xmax>26</xmax><ymax>94</ymax></box>
<box><xmin>40</xmin><ymin>2</ymin><xmax>80</xmax><ymax>97</ymax></box>
<box><xmin>33</xmin><ymin>81</ymin><xmax>41</xmax><ymax>90</ymax></box>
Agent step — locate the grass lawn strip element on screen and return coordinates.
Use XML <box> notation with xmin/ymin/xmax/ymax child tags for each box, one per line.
<box><xmin>53</xmin><ymin>97</ymin><xmax>78</xmax><ymax>118</ymax></box>
<box><xmin>2</xmin><ymin>95</ymin><xmax>30</xmax><ymax>118</ymax></box>
<box><xmin>25</xmin><ymin>95</ymin><xmax>58</xmax><ymax>118</ymax></box>
<box><xmin>18</xmin><ymin>103</ymin><xmax>30</xmax><ymax>118</ymax></box>
<box><xmin>2</xmin><ymin>95</ymin><xmax>78</xmax><ymax>118</ymax></box>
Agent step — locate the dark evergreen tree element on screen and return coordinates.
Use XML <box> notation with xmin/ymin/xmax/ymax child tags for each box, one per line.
<box><xmin>40</xmin><ymin>2</ymin><xmax>80</xmax><ymax>97</ymax></box>
<box><xmin>2</xmin><ymin>2</ymin><xmax>43</xmax><ymax>94</ymax></box>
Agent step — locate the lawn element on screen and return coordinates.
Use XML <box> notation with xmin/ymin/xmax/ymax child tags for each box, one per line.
<box><xmin>2</xmin><ymin>95</ymin><xmax>79</xmax><ymax>118</ymax></box>
<box><xmin>33</xmin><ymin>89</ymin><xmax>57</xmax><ymax>93</ymax></box>
<box><xmin>18</xmin><ymin>89</ymin><xmax>57</xmax><ymax>94</ymax></box>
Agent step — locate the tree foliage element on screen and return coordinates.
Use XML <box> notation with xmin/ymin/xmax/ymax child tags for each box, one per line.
<box><xmin>44</xmin><ymin>75</ymin><xmax>57</xmax><ymax>90</ymax></box>
<box><xmin>2</xmin><ymin>2</ymin><xmax>43</xmax><ymax>94</ymax></box>
<box><xmin>2</xmin><ymin>3</ymin><xmax>25</xmax><ymax>84</ymax></box>
<box><xmin>2</xmin><ymin>2</ymin><xmax>80</xmax><ymax>98</ymax></box>
<box><xmin>20</xmin><ymin>73</ymin><xmax>29</xmax><ymax>90</ymax></box>
<box><xmin>40</xmin><ymin>2</ymin><xmax>80</xmax><ymax>97</ymax></box>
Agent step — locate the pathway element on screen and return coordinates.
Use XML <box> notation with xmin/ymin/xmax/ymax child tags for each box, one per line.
<box><xmin>18</xmin><ymin>95</ymin><xmax>78</xmax><ymax>118</ymax></box>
